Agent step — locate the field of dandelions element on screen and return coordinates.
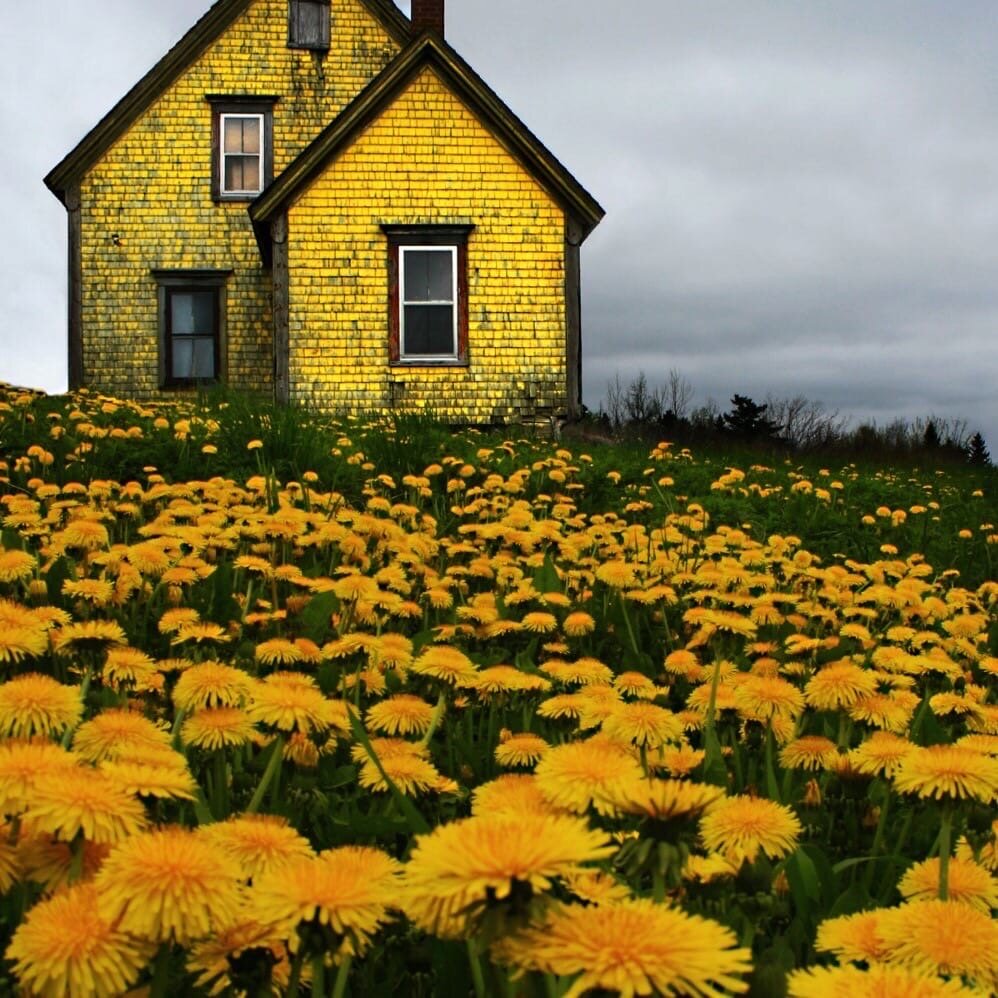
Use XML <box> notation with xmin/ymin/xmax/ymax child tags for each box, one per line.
<box><xmin>0</xmin><ymin>382</ymin><xmax>995</xmax><ymax>997</ymax></box>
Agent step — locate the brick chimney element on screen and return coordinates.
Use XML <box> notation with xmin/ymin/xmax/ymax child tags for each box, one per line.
<box><xmin>411</xmin><ymin>0</ymin><xmax>444</xmax><ymax>36</ymax></box>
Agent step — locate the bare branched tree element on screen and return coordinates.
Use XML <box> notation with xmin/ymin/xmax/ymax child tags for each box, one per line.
<box><xmin>665</xmin><ymin>368</ymin><xmax>694</xmax><ymax>419</ymax></box>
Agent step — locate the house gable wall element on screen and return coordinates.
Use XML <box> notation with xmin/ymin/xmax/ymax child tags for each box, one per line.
<box><xmin>285</xmin><ymin>66</ymin><xmax>568</xmax><ymax>423</ymax></box>
<box><xmin>78</xmin><ymin>0</ymin><xmax>400</xmax><ymax>396</ymax></box>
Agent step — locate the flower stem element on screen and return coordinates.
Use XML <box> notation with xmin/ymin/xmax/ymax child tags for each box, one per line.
<box><xmin>331</xmin><ymin>955</ymin><xmax>353</xmax><ymax>998</ymax></box>
<box><xmin>419</xmin><ymin>690</ymin><xmax>448</xmax><ymax>749</ymax></box>
<box><xmin>285</xmin><ymin>949</ymin><xmax>305</xmax><ymax>996</ymax></box>
<box><xmin>246</xmin><ymin>736</ymin><xmax>284</xmax><ymax>815</ymax></box>
<box><xmin>60</xmin><ymin>667</ymin><xmax>92</xmax><ymax>749</ymax></box>
<box><xmin>149</xmin><ymin>945</ymin><xmax>172</xmax><ymax>998</ymax></box>
<box><xmin>467</xmin><ymin>937</ymin><xmax>487</xmax><ymax>998</ymax></box>
<box><xmin>938</xmin><ymin>807</ymin><xmax>953</xmax><ymax>901</ymax></box>
<box><xmin>311</xmin><ymin>956</ymin><xmax>326</xmax><ymax>997</ymax></box>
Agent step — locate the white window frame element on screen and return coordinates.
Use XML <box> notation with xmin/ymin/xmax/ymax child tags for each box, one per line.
<box><xmin>219</xmin><ymin>113</ymin><xmax>265</xmax><ymax>197</ymax></box>
<box><xmin>399</xmin><ymin>245</ymin><xmax>459</xmax><ymax>362</ymax></box>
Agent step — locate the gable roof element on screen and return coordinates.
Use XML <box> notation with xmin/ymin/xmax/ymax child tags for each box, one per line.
<box><xmin>44</xmin><ymin>0</ymin><xmax>412</xmax><ymax>203</ymax></box>
<box><xmin>250</xmin><ymin>33</ymin><xmax>605</xmax><ymax>245</ymax></box>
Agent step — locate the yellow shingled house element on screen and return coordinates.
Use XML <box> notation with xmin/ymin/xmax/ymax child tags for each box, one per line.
<box><xmin>45</xmin><ymin>0</ymin><xmax>603</xmax><ymax>423</ymax></box>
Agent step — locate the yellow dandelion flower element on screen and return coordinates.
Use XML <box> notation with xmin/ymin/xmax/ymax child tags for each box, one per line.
<box><xmin>893</xmin><ymin>745</ymin><xmax>998</xmax><ymax>803</ymax></box>
<box><xmin>815</xmin><ymin>909</ymin><xmax>890</xmax><ymax>963</ymax></box>
<box><xmin>96</xmin><ymin>826</ymin><xmax>243</xmax><ymax>944</ymax></box>
<box><xmin>248</xmin><ymin>673</ymin><xmax>330</xmax><ymax>735</ymax></box>
<box><xmin>602</xmin><ymin>701</ymin><xmax>684</xmax><ymax>749</ymax></box>
<box><xmin>186</xmin><ymin>914</ymin><xmax>291</xmax><ymax>997</ymax></box>
<box><xmin>849</xmin><ymin>731</ymin><xmax>915</xmax><ymax>778</ymax></box>
<box><xmin>173</xmin><ymin>662</ymin><xmax>257</xmax><ymax>711</ymax></box>
<box><xmin>61</xmin><ymin>578</ymin><xmax>115</xmax><ymax>606</ymax></box>
<box><xmin>664</xmin><ymin>649</ymin><xmax>705</xmax><ymax>681</ymax></box>
<box><xmin>72</xmin><ymin>708</ymin><xmax>171</xmax><ymax>763</ymax></box>
<box><xmin>787</xmin><ymin>963</ymin><xmax>982</xmax><ymax>998</ymax></box>
<box><xmin>0</xmin><ymin>625</ymin><xmax>49</xmax><ymax>665</ymax></box>
<box><xmin>604</xmin><ymin>775</ymin><xmax>724</xmax><ymax>822</ymax></box>
<box><xmin>254</xmin><ymin>638</ymin><xmax>307</xmax><ymax>666</ymax></box>
<box><xmin>700</xmin><ymin>795</ymin><xmax>802</xmax><ymax>865</ymax></box>
<box><xmin>157</xmin><ymin>607</ymin><xmax>200</xmax><ymax>634</ymax></box>
<box><xmin>494</xmin><ymin>898</ymin><xmax>751</xmax><ymax>997</ymax></box>
<box><xmin>734</xmin><ymin>675</ymin><xmax>806</xmax><ymax>720</ymax></box>
<box><xmin>562</xmin><ymin>611</ymin><xmax>596</xmax><ymax>637</ymax></box>
<box><xmin>0</xmin><ymin>741</ymin><xmax>78</xmax><ymax>816</ymax></box>
<box><xmin>534</xmin><ymin>740</ymin><xmax>644</xmax><ymax>815</ymax></box>
<box><xmin>51</xmin><ymin>620</ymin><xmax>126</xmax><ymax>655</ymax></box>
<box><xmin>249</xmin><ymin>846</ymin><xmax>401</xmax><ymax>961</ymax></box>
<box><xmin>899</xmin><ymin>856</ymin><xmax>998</xmax><ymax>911</ymax></box>
<box><xmin>471</xmin><ymin>775</ymin><xmax>566</xmax><ymax>818</ymax></box>
<box><xmin>495</xmin><ymin>732</ymin><xmax>549</xmax><ymax>768</ymax></box>
<box><xmin>358</xmin><ymin>753</ymin><xmax>445</xmax><ymax>795</ymax></box>
<box><xmin>100</xmin><ymin>755</ymin><xmax>197</xmax><ymax>801</ymax></box>
<box><xmin>473</xmin><ymin>666</ymin><xmax>551</xmax><ymax>698</ymax></box>
<box><xmin>410</xmin><ymin>645</ymin><xmax>479</xmax><ymax>686</ymax></box>
<box><xmin>402</xmin><ymin>814</ymin><xmax>614</xmax><ymax>939</ymax></box>
<box><xmin>848</xmin><ymin>691</ymin><xmax>920</xmax><ymax>733</ymax></box>
<box><xmin>22</xmin><ymin>768</ymin><xmax>147</xmax><ymax>845</ymax></box>
<box><xmin>57</xmin><ymin>518</ymin><xmax>109</xmax><ymax>552</ymax></box>
<box><xmin>779</xmin><ymin>735</ymin><xmax>840</xmax><ymax>771</ymax></box>
<box><xmin>200</xmin><ymin>815</ymin><xmax>313</xmax><ymax>881</ymax></box>
<box><xmin>102</xmin><ymin>645</ymin><xmax>158</xmax><ymax>689</ymax></box>
<box><xmin>6</xmin><ymin>883</ymin><xmax>152</xmax><ymax>998</ymax></box>
<box><xmin>0</xmin><ymin>549</ymin><xmax>36</xmax><ymax>584</ymax></box>
<box><xmin>595</xmin><ymin>561</ymin><xmax>638</xmax><ymax>588</ymax></box>
<box><xmin>805</xmin><ymin>661</ymin><xmax>879</xmax><ymax>710</ymax></box>
<box><xmin>0</xmin><ymin>674</ymin><xmax>82</xmax><ymax>738</ymax></box>
<box><xmin>648</xmin><ymin>742</ymin><xmax>705</xmax><ymax>778</ymax></box>
<box><xmin>366</xmin><ymin>632</ymin><xmax>414</xmax><ymax>669</ymax></box>
<box><xmin>181</xmin><ymin>707</ymin><xmax>258</xmax><ymax>751</ymax></box>
<box><xmin>18</xmin><ymin>834</ymin><xmax>110</xmax><ymax>893</ymax></box>
<box><xmin>366</xmin><ymin>695</ymin><xmax>435</xmax><ymax>737</ymax></box>
<box><xmin>877</xmin><ymin>899</ymin><xmax>998</xmax><ymax>987</ymax></box>
<box><xmin>520</xmin><ymin>611</ymin><xmax>558</xmax><ymax>633</ymax></box>
<box><xmin>542</xmin><ymin>657</ymin><xmax>614</xmax><ymax>686</ymax></box>
<box><xmin>614</xmin><ymin>671</ymin><xmax>658</xmax><ymax>699</ymax></box>
<box><xmin>683</xmin><ymin>852</ymin><xmax>740</xmax><ymax>884</ymax></box>
<box><xmin>172</xmin><ymin>622</ymin><xmax>231</xmax><ymax>645</ymax></box>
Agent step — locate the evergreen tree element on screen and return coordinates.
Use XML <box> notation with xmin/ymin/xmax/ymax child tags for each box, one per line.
<box><xmin>967</xmin><ymin>432</ymin><xmax>992</xmax><ymax>466</ymax></box>
<box><xmin>723</xmin><ymin>395</ymin><xmax>779</xmax><ymax>439</ymax></box>
<box><xmin>923</xmin><ymin>421</ymin><xmax>942</xmax><ymax>449</ymax></box>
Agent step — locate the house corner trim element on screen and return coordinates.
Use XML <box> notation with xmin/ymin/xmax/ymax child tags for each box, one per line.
<box><xmin>272</xmin><ymin>213</ymin><xmax>290</xmax><ymax>404</ymax></box>
<box><xmin>66</xmin><ymin>183</ymin><xmax>83</xmax><ymax>390</ymax></box>
<box><xmin>565</xmin><ymin>216</ymin><xmax>584</xmax><ymax>419</ymax></box>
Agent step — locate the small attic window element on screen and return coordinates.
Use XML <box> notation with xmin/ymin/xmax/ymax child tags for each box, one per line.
<box><xmin>289</xmin><ymin>0</ymin><xmax>330</xmax><ymax>50</ymax></box>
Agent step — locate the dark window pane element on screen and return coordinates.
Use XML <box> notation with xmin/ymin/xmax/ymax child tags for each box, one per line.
<box><xmin>171</xmin><ymin>292</ymin><xmax>214</xmax><ymax>336</ymax></box>
<box><xmin>404</xmin><ymin>305</ymin><xmax>455</xmax><ymax>356</ymax></box>
<box><xmin>290</xmin><ymin>0</ymin><xmax>330</xmax><ymax>48</ymax></box>
<box><xmin>172</xmin><ymin>337</ymin><xmax>215</xmax><ymax>380</ymax></box>
<box><xmin>224</xmin><ymin>154</ymin><xmax>260</xmax><ymax>193</ymax></box>
<box><xmin>404</xmin><ymin>250</ymin><xmax>453</xmax><ymax>302</ymax></box>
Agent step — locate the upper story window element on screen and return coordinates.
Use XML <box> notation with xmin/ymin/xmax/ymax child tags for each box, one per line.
<box><xmin>289</xmin><ymin>0</ymin><xmax>331</xmax><ymax>50</ymax></box>
<box><xmin>221</xmin><ymin>114</ymin><xmax>263</xmax><ymax>195</ymax></box>
<box><xmin>207</xmin><ymin>97</ymin><xmax>277</xmax><ymax>202</ymax></box>
<box><xmin>382</xmin><ymin>225</ymin><xmax>474</xmax><ymax>366</ymax></box>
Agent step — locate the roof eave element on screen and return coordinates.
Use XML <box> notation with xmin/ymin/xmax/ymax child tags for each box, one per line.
<box><xmin>251</xmin><ymin>33</ymin><xmax>604</xmax><ymax>239</ymax></box>
<box><xmin>44</xmin><ymin>0</ymin><xmax>413</xmax><ymax>204</ymax></box>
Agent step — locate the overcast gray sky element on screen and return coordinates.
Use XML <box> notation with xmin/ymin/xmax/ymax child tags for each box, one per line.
<box><xmin>2</xmin><ymin>1</ymin><xmax>997</xmax><ymax>443</ymax></box>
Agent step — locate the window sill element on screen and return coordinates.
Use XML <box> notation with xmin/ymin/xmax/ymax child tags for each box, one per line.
<box><xmin>390</xmin><ymin>359</ymin><xmax>469</xmax><ymax>368</ymax></box>
<box><xmin>213</xmin><ymin>194</ymin><xmax>261</xmax><ymax>204</ymax></box>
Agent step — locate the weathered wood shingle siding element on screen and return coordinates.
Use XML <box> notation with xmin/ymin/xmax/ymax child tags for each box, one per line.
<box><xmin>73</xmin><ymin>0</ymin><xmax>400</xmax><ymax>397</ymax></box>
<box><xmin>284</xmin><ymin>66</ymin><xmax>569</xmax><ymax>422</ymax></box>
